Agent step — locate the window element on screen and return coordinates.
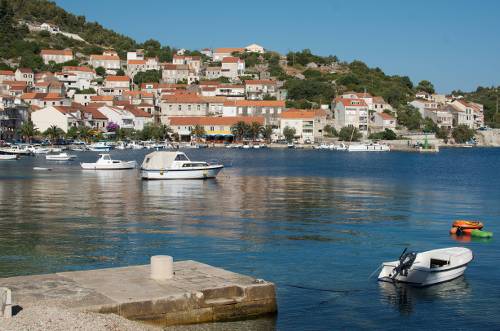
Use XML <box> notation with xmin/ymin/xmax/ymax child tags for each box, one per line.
<box><xmin>175</xmin><ymin>154</ymin><xmax>189</xmax><ymax>161</ymax></box>
<box><xmin>188</xmin><ymin>105</ymin><xmax>192</xmax><ymax>111</ymax></box>
<box><xmin>178</xmin><ymin>105</ymin><xmax>181</xmax><ymax>111</ymax></box>
<box><xmin>197</xmin><ymin>105</ymin><xmax>201</xmax><ymax>111</ymax></box>
<box><xmin>210</xmin><ymin>126</ymin><xmax>215</xmax><ymax>131</ymax></box>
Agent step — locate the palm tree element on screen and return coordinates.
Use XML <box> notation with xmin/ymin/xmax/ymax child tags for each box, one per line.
<box><xmin>260</xmin><ymin>125</ymin><xmax>273</xmax><ymax>143</ymax></box>
<box><xmin>191</xmin><ymin>125</ymin><xmax>206</xmax><ymax>141</ymax></box>
<box><xmin>78</xmin><ymin>126</ymin><xmax>93</xmax><ymax>143</ymax></box>
<box><xmin>156</xmin><ymin>124</ymin><xmax>173</xmax><ymax>141</ymax></box>
<box><xmin>231</xmin><ymin>121</ymin><xmax>250</xmax><ymax>142</ymax></box>
<box><xmin>249</xmin><ymin>121</ymin><xmax>262</xmax><ymax>141</ymax></box>
<box><xmin>44</xmin><ymin>125</ymin><xmax>63</xmax><ymax>144</ymax></box>
<box><xmin>19</xmin><ymin>120</ymin><xmax>39</xmax><ymax>143</ymax></box>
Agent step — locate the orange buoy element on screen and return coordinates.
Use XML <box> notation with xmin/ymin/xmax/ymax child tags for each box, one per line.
<box><xmin>452</xmin><ymin>220</ymin><xmax>483</xmax><ymax>230</ymax></box>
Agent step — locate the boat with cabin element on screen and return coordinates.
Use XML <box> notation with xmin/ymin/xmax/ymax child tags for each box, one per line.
<box><xmin>140</xmin><ymin>151</ymin><xmax>223</xmax><ymax>180</ymax></box>
<box><xmin>347</xmin><ymin>142</ymin><xmax>390</xmax><ymax>152</ymax></box>
<box><xmin>81</xmin><ymin>154</ymin><xmax>136</xmax><ymax>170</ymax></box>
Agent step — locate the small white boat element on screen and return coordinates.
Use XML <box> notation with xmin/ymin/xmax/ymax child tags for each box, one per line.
<box><xmin>33</xmin><ymin>167</ymin><xmax>52</xmax><ymax>171</ymax></box>
<box><xmin>28</xmin><ymin>145</ymin><xmax>50</xmax><ymax>154</ymax></box>
<box><xmin>45</xmin><ymin>152</ymin><xmax>77</xmax><ymax>161</ymax></box>
<box><xmin>0</xmin><ymin>145</ymin><xmax>31</xmax><ymax>155</ymax></box>
<box><xmin>0</xmin><ymin>154</ymin><xmax>18</xmax><ymax>160</ymax></box>
<box><xmin>115</xmin><ymin>142</ymin><xmax>127</xmax><ymax>150</ymax></box>
<box><xmin>49</xmin><ymin>147</ymin><xmax>63</xmax><ymax>153</ymax></box>
<box><xmin>89</xmin><ymin>142</ymin><xmax>113</xmax><ymax>152</ymax></box>
<box><xmin>81</xmin><ymin>154</ymin><xmax>136</xmax><ymax>170</ymax></box>
<box><xmin>128</xmin><ymin>141</ymin><xmax>144</xmax><ymax>150</ymax></box>
<box><xmin>378</xmin><ymin>247</ymin><xmax>473</xmax><ymax>287</ymax></box>
<box><xmin>347</xmin><ymin>142</ymin><xmax>390</xmax><ymax>152</ymax></box>
<box><xmin>141</xmin><ymin>151</ymin><xmax>223</xmax><ymax>180</ymax></box>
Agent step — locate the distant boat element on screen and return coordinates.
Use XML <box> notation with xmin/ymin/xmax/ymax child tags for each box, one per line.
<box><xmin>0</xmin><ymin>145</ymin><xmax>31</xmax><ymax>155</ymax></box>
<box><xmin>88</xmin><ymin>142</ymin><xmax>112</xmax><ymax>152</ymax></box>
<box><xmin>45</xmin><ymin>153</ymin><xmax>77</xmax><ymax>161</ymax></box>
<box><xmin>378</xmin><ymin>247</ymin><xmax>473</xmax><ymax>287</ymax></box>
<box><xmin>141</xmin><ymin>151</ymin><xmax>223</xmax><ymax>180</ymax></box>
<box><xmin>33</xmin><ymin>167</ymin><xmax>52</xmax><ymax>171</ymax></box>
<box><xmin>347</xmin><ymin>142</ymin><xmax>390</xmax><ymax>152</ymax></box>
<box><xmin>81</xmin><ymin>154</ymin><xmax>136</xmax><ymax>170</ymax></box>
<box><xmin>0</xmin><ymin>154</ymin><xmax>18</xmax><ymax>160</ymax></box>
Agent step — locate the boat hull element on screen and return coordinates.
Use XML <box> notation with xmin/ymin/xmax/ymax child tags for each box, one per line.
<box><xmin>378</xmin><ymin>247</ymin><xmax>473</xmax><ymax>287</ymax></box>
<box><xmin>141</xmin><ymin>165</ymin><xmax>223</xmax><ymax>180</ymax></box>
<box><xmin>81</xmin><ymin>161</ymin><xmax>136</xmax><ymax>170</ymax></box>
<box><xmin>0</xmin><ymin>154</ymin><xmax>18</xmax><ymax>160</ymax></box>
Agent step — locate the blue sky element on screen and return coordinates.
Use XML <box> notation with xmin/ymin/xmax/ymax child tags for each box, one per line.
<box><xmin>53</xmin><ymin>0</ymin><xmax>499</xmax><ymax>93</ymax></box>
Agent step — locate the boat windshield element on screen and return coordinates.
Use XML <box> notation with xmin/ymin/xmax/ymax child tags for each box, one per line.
<box><xmin>175</xmin><ymin>154</ymin><xmax>189</xmax><ymax>161</ymax></box>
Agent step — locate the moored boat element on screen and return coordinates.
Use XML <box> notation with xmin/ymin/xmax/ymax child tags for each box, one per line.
<box><xmin>378</xmin><ymin>247</ymin><xmax>473</xmax><ymax>287</ymax></box>
<box><xmin>45</xmin><ymin>152</ymin><xmax>77</xmax><ymax>161</ymax></box>
<box><xmin>140</xmin><ymin>151</ymin><xmax>223</xmax><ymax>180</ymax></box>
<box><xmin>81</xmin><ymin>154</ymin><xmax>136</xmax><ymax>170</ymax></box>
<box><xmin>348</xmin><ymin>142</ymin><xmax>390</xmax><ymax>152</ymax></box>
<box><xmin>88</xmin><ymin>142</ymin><xmax>113</xmax><ymax>152</ymax></box>
<box><xmin>0</xmin><ymin>154</ymin><xmax>18</xmax><ymax>160</ymax></box>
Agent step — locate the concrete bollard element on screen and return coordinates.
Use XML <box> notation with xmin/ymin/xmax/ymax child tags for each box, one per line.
<box><xmin>151</xmin><ymin>255</ymin><xmax>173</xmax><ymax>280</ymax></box>
<box><xmin>0</xmin><ymin>287</ymin><xmax>12</xmax><ymax>318</ymax></box>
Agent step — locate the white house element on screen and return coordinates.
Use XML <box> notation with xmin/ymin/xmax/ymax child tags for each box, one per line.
<box><xmin>40</xmin><ymin>49</ymin><xmax>73</xmax><ymax>64</ymax></box>
<box><xmin>221</xmin><ymin>57</ymin><xmax>245</xmax><ymax>80</ymax></box>
<box><xmin>372</xmin><ymin>112</ymin><xmax>396</xmax><ymax>131</ymax></box>
<box><xmin>333</xmin><ymin>98</ymin><xmax>369</xmax><ymax>133</ymax></box>
<box><xmin>89</xmin><ymin>54</ymin><xmax>121</xmax><ymax>70</ymax></box>
<box><xmin>15</xmin><ymin>68</ymin><xmax>34</xmax><ymax>86</ymax></box>
<box><xmin>280</xmin><ymin>109</ymin><xmax>327</xmax><ymax>143</ymax></box>
<box><xmin>245</xmin><ymin>44</ymin><xmax>265</xmax><ymax>54</ymax></box>
<box><xmin>245</xmin><ymin>80</ymin><xmax>277</xmax><ymax>100</ymax></box>
<box><xmin>31</xmin><ymin>105</ymin><xmax>81</xmax><ymax>133</ymax></box>
<box><xmin>212</xmin><ymin>48</ymin><xmax>245</xmax><ymax>62</ymax></box>
<box><xmin>95</xmin><ymin>105</ymin><xmax>135</xmax><ymax>130</ymax></box>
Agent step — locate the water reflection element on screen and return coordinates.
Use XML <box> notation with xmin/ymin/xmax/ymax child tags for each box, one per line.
<box><xmin>378</xmin><ymin>277</ymin><xmax>472</xmax><ymax>315</ymax></box>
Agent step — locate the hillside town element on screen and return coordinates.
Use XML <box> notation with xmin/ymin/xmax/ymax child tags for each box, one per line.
<box><xmin>0</xmin><ymin>40</ymin><xmax>488</xmax><ymax>145</ymax></box>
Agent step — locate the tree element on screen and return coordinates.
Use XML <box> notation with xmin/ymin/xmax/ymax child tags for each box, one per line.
<box><xmin>283</xmin><ymin>126</ymin><xmax>296</xmax><ymax>143</ymax></box>
<box><xmin>116</xmin><ymin>68</ymin><xmax>125</xmax><ymax>76</ymax></box>
<box><xmin>191</xmin><ymin>124</ymin><xmax>206</xmax><ymax>141</ymax></box>
<box><xmin>44</xmin><ymin>125</ymin><xmax>63</xmax><ymax>143</ymax></box>
<box><xmin>260</xmin><ymin>125</ymin><xmax>273</xmax><ymax>143</ymax></box>
<box><xmin>65</xmin><ymin>126</ymin><xmax>79</xmax><ymax>140</ymax></box>
<box><xmin>338</xmin><ymin>126</ymin><xmax>362</xmax><ymax>142</ymax></box>
<box><xmin>452</xmin><ymin>125</ymin><xmax>475</xmax><ymax>143</ymax></box>
<box><xmin>231</xmin><ymin>121</ymin><xmax>250</xmax><ymax>141</ymax></box>
<box><xmin>435</xmin><ymin>127</ymin><xmax>450</xmax><ymax>142</ymax></box>
<box><xmin>95</xmin><ymin>66</ymin><xmax>106</xmax><ymax>76</ymax></box>
<box><xmin>78</xmin><ymin>126</ymin><xmax>93</xmax><ymax>143</ymax></box>
<box><xmin>416</xmin><ymin>80</ymin><xmax>435</xmax><ymax>94</ymax></box>
<box><xmin>323</xmin><ymin>124</ymin><xmax>337</xmax><ymax>137</ymax></box>
<box><xmin>249</xmin><ymin>121</ymin><xmax>262</xmax><ymax>140</ymax></box>
<box><xmin>396</xmin><ymin>104</ymin><xmax>422</xmax><ymax>130</ymax></box>
<box><xmin>19</xmin><ymin>120</ymin><xmax>39</xmax><ymax>143</ymax></box>
<box><xmin>422</xmin><ymin>118</ymin><xmax>438</xmax><ymax>133</ymax></box>
<box><xmin>133</xmin><ymin>70</ymin><xmax>161</xmax><ymax>86</ymax></box>
<box><xmin>77</xmin><ymin>87</ymin><xmax>96</xmax><ymax>94</ymax></box>
<box><xmin>369</xmin><ymin>129</ymin><xmax>397</xmax><ymax>140</ymax></box>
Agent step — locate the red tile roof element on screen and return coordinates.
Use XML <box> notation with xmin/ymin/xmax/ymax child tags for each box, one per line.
<box><xmin>281</xmin><ymin>109</ymin><xmax>327</xmax><ymax>119</ymax></box>
<box><xmin>91</xmin><ymin>95</ymin><xmax>114</xmax><ymax>101</ymax></box>
<box><xmin>128</xmin><ymin>59</ymin><xmax>146</xmax><ymax>65</ymax></box>
<box><xmin>335</xmin><ymin>98</ymin><xmax>368</xmax><ymax>107</ymax></box>
<box><xmin>223</xmin><ymin>100</ymin><xmax>285</xmax><ymax>107</ymax></box>
<box><xmin>245</xmin><ymin>79</ymin><xmax>276</xmax><ymax>85</ymax></box>
<box><xmin>214</xmin><ymin>48</ymin><xmax>245</xmax><ymax>54</ymax></box>
<box><xmin>222</xmin><ymin>56</ymin><xmax>242</xmax><ymax>63</ymax></box>
<box><xmin>83</xmin><ymin>105</ymin><xmax>108</xmax><ymax>120</ymax></box>
<box><xmin>0</xmin><ymin>70</ymin><xmax>14</xmax><ymax>75</ymax></box>
<box><xmin>90</xmin><ymin>55</ymin><xmax>120</xmax><ymax>61</ymax></box>
<box><xmin>105</xmin><ymin>75</ymin><xmax>129</xmax><ymax>82</ymax></box>
<box><xmin>62</xmin><ymin>66</ymin><xmax>95</xmax><ymax>73</ymax></box>
<box><xmin>377</xmin><ymin>112</ymin><xmax>395</xmax><ymax>120</ymax></box>
<box><xmin>169</xmin><ymin>116</ymin><xmax>264</xmax><ymax>126</ymax></box>
<box><xmin>41</xmin><ymin>49</ymin><xmax>73</xmax><ymax>56</ymax></box>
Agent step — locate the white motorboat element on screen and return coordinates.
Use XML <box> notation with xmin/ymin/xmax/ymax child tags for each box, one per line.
<box><xmin>378</xmin><ymin>247</ymin><xmax>473</xmax><ymax>287</ymax></box>
<box><xmin>347</xmin><ymin>142</ymin><xmax>390</xmax><ymax>152</ymax></box>
<box><xmin>0</xmin><ymin>154</ymin><xmax>18</xmax><ymax>160</ymax></box>
<box><xmin>81</xmin><ymin>154</ymin><xmax>136</xmax><ymax>170</ymax></box>
<box><xmin>0</xmin><ymin>145</ymin><xmax>31</xmax><ymax>155</ymax></box>
<box><xmin>28</xmin><ymin>145</ymin><xmax>50</xmax><ymax>154</ymax></box>
<box><xmin>128</xmin><ymin>141</ymin><xmax>144</xmax><ymax>150</ymax></box>
<box><xmin>115</xmin><ymin>142</ymin><xmax>127</xmax><ymax>150</ymax></box>
<box><xmin>141</xmin><ymin>151</ymin><xmax>223</xmax><ymax>180</ymax></box>
<box><xmin>45</xmin><ymin>152</ymin><xmax>77</xmax><ymax>161</ymax></box>
<box><xmin>89</xmin><ymin>142</ymin><xmax>113</xmax><ymax>152</ymax></box>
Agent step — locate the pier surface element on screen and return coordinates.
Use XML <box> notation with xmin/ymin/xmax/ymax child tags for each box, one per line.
<box><xmin>0</xmin><ymin>260</ymin><xmax>276</xmax><ymax>326</ymax></box>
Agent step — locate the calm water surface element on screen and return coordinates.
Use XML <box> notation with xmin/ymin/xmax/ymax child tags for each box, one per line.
<box><xmin>0</xmin><ymin>148</ymin><xmax>499</xmax><ymax>330</ymax></box>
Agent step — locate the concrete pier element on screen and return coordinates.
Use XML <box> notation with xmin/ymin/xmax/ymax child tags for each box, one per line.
<box><xmin>0</xmin><ymin>260</ymin><xmax>277</xmax><ymax>326</ymax></box>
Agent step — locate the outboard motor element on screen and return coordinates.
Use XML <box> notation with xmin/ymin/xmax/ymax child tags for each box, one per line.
<box><xmin>390</xmin><ymin>248</ymin><xmax>417</xmax><ymax>281</ymax></box>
